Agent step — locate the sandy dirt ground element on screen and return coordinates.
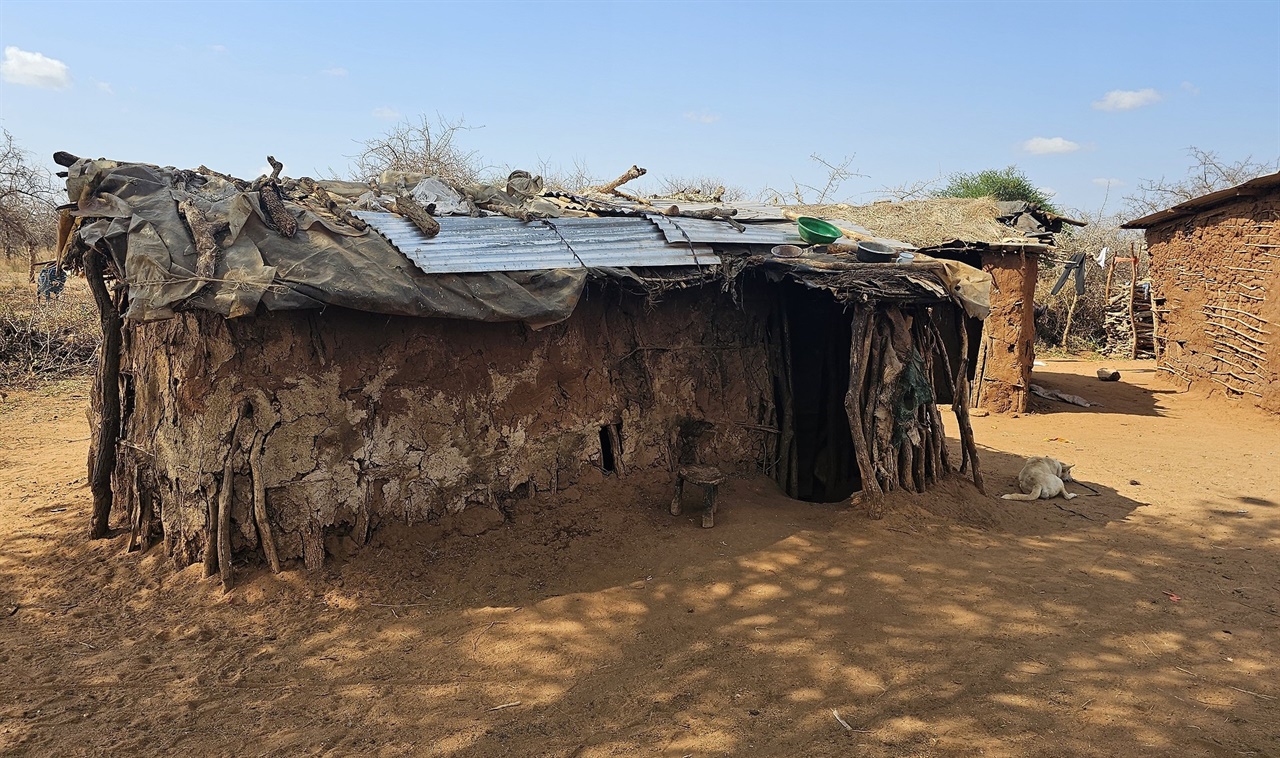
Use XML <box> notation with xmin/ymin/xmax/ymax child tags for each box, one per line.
<box><xmin>1</xmin><ymin>359</ymin><xmax>1277</xmax><ymax>757</ymax></box>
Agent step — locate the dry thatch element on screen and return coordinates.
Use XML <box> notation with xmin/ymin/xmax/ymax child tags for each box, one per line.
<box><xmin>787</xmin><ymin>197</ymin><xmax>1032</xmax><ymax>248</ymax></box>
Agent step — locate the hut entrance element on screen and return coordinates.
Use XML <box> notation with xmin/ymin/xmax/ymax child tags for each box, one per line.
<box><xmin>780</xmin><ymin>287</ymin><xmax>860</xmax><ymax>503</ymax></box>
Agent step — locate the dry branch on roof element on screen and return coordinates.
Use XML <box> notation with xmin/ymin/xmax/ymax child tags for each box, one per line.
<box><xmin>393</xmin><ymin>194</ymin><xmax>441</xmax><ymax>239</ymax></box>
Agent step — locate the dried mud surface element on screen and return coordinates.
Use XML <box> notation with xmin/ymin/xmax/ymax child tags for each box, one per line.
<box><xmin>1147</xmin><ymin>196</ymin><xmax>1279</xmax><ymax>411</ymax></box>
<box><xmin>1</xmin><ymin>359</ymin><xmax>1278</xmax><ymax>757</ymax></box>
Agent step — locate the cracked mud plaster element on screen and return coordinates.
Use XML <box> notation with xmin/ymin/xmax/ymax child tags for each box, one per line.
<box><xmin>975</xmin><ymin>251</ymin><xmax>1038</xmax><ymax>414</ymax></box>
<box><xmin>110</xmin><ymin>283</ymin><xmax>778</xmax><ymax>568</ymax></box>
<box><xmin>1145</xmin><ymin>196</ymin><xmax>1280</xmax><ymax>412</ymax></box>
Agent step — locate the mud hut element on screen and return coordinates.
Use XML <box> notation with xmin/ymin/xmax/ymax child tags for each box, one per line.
<box><xmin>787</xmin><ymin>199</ymin><xmax>1085</xmax><ymax>413</ymax></box>
<box><xmin>1123</xmin><ymin>171</ymin><xmax>1280</xmax><ymax>411</ymax></box>
<box><xmin>56</xmin><ymin>155</ymin><xmax>990</xmax><ymax>581</ymax></box>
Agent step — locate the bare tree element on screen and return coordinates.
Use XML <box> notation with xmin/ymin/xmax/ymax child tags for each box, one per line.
<box><xmin>762</xmin><ymin>153</ymin><xmax>864</xmax><ymax>205</ymax></box>
<box><xmin>876</xmin><ymin>173</ymin><xmax>945</xmax><ymax>202</ymax></box>
<box><xmin>0</xmin><ymin>129</ymin><xmax>58</xmax><ymax>258</ymax></box>
<box><xmin>1035</xmin><ymin>208</ymin><xmax>1146</xmax><ymax>352</ymax></box>
<box><xmin>654</xmin><ymin>175</ymin><xmax>746</xmax><ymax>203</ymax></box>
<box><xmin>351</xmin><ymin>115</ymin><xmax>488</xmax><ymax>186</ymax></box>
<box><xmin>1125</xmin><ymin>146</ymin><xmax>1279</xmax><ymax>216</ymax></box>
<box><xmin>534</xmin><ymin>157</ymin><xmax>600</xmax><ymax>193</ymax></box>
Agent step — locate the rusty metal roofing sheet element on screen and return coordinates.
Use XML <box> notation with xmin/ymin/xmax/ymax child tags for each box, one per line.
<box><xmin>354</xmin><ymin>212</ymin><xmax>717</xmax><ymax>274</ymax></box>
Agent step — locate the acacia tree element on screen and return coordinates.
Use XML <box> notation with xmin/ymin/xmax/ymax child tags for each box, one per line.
<box><xmin>0</xmin><ymin>129</ymin><xmax>58</xmax><ymax>258</ymax></box>
<box><xmin>935</xmin><ymin>166</ymin><xmax>1057</xmax><ymax>211</ymax></box>
<box><xmin>1125</xmin><ymin>147</ymin><xmax>1279</xmax><ymax>216</ymax></box>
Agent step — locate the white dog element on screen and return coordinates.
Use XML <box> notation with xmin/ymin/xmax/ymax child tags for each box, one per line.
<box><xmin>1001</xmin><ymin>456</ymin><xmax>1077</xmax><ymax>501</ymax></box>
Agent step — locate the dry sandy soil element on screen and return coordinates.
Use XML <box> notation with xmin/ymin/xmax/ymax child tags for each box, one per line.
<box><xmin>1</xmin><ymin>359</ymin><xmax>1277</xmax><ymax>757</ymax></box>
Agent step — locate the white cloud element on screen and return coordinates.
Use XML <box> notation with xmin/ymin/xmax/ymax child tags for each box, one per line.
<box><xmin>1092</xmin><ymin>88</ymin><xmax>1162</xmax><ymax>111</ymax></box>
<box><xmin>372</xmin><ymin>106</ymin><xmax>401</xmax><ymax>120</ymax></box>
<box><xmin>1181</xmin><ymin>81</ymin><xmax>1200</xmax><ymax>96</ymax></box>
<box><xmin>1039</xmin><ymin>187</ymin><xmax>1058</xmax><ymax>199</ymax></box>
<box><xmin>209</xmin><ymin>44</ymin><xmax>228</xmax><ymax>53</ymax></box>
<box><xmin>1022</xmin><ymin>136</ymin><xmax>1081</xmax><ymax>155</ymax></box>
<box><xmin>683</xmin><ymin>110</ymin><xmax>720</xmax><ymax>124</ymax></box>
<box><xmin>1</xmin><ymin>46</ymin><xmax>71</xmax><ymax>89</ymax></box>
<box><xmin>321</xmin><ymin>67</ymin><xmax>348</xmax><ymax>77</ymax></box>
<box><xmin>95</xmin><ymin>81</ymin><xmax>114</xmax><ymax>95</ymax></box>
<box><xmin>1092</xmin><ymin>177</ymin><xmax>1124</xmax><ymax>187</ymax></box>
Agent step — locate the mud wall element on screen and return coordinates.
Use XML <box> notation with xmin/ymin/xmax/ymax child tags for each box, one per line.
<box><xmin>1147</xmin><ymin>195</ymin><xmax>1280</xmax><ymax>412</ymax></box>
<box><xmin>972</xmin><ymin>251</ymin><xmax>1037</xmax><ymax>413</ymax></box>
<box><xmin>113</xmin><ymin>282</ymin><xmax>781</xmax><ymax>568</ymax></box>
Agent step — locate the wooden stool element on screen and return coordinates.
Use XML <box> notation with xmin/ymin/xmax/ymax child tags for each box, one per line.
<box><xmin>671</xmin><ymin>465</ymin><xmax>726</xmax><ymax>528</ymax></box>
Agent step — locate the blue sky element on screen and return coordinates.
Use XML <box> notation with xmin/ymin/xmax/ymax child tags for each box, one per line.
<box><xmin>2</xmin><ymin>0</ymin><xmax>1277</xmax><ymax>215</ymax></box>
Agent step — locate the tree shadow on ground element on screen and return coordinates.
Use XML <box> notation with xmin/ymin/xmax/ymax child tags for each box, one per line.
<box><xmin>914</xmin><ymin>445</ymin><xmax>1147</xmax><ymax>537</ymax></box>
<box><xmin>3</xmin><ymin>462</ymin><xmax>1277</xmax><ymax>758</ymax></box>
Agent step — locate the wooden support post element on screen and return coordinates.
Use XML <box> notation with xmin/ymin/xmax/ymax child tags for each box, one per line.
<box><xmin>217</xmin><ymin>453</ymin><xmax>235</xmax><ymax>592</ymax></box>
<box><xmin>951</xmin><ymin>313</ymin><xmax>984</xmax><ymax>494</ymax></box>
<box><xmin>249</xmin><ymin>432</ymin><xmax>281</xmax><ymax>574</ymax></box>
<box><xmin>84</xmin><ymin>249</ymin><xmax>122</xmax><ymax>539</ymax></box>
<box><xmin>844</xmin><ymin>308</ymin><xmax>882</xmax><ymax>508</ymax></box>
<box><xmin>1103</xmin><ymin>250</ymin><xmax>1116</xmax><ymax>301</ymax></box>
<box><xmin>203</xmin><ymin>494</ymin><xmax>219</xmax><ymax>577</ymax></box>
<box><xmin>1128</xmin><ymin>242</ymin><xmax>1139</xmax><ymax>360</ymax></box>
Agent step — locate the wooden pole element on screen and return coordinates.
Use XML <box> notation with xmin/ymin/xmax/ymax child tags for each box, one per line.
<box><xmin>1129</xmin><ymin>242</ymin><xmax>1139</xmax><ymax>360</ymax></box>
<box><xmin>1061</xmin><ymin>291</ymin><xmax>1079</xmax><ymax>350</ymax></box>
<box><xmin>217</xmin><ymin>452</ymin><xmax>235</xmax><ymax>592</ymax></box>
<box><xmin>1104</xmin><ymin>249</ymin><xmax>1116</xmax><ymax>301</ymax></box>
<box><xmin>250</xmin><ymin>432</ymin><xmax>281</xmax><ymax>573</ymax></box>
<box><xmin>844</xmin><ymin>308</ymin><xmax>882</xmax><ymax>506</ymax></box>
<box><xmin>84</xmin><ymin>249</ymin><xmax>122</xmax><ymax>539</ymax></box>
<box><xmin>951</xmin><ymin>314</ymin><xmax>984</xmax><ymax>493</ymax></box>
<box><xmin>597</xmin><ymin>165</ymin><xmax>646</xmax><ymax>195</ymax></box>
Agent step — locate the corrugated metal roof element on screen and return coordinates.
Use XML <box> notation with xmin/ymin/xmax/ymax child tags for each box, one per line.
<box><xmin>649</xmin><ymin>215</ymin><xmax>915</xmax><ymax>251</ymax></box>
<box><xmin>650</xmin><ymin>216</ymin><xmax>805</xmax><ymax>246</ymax></box>
<box><xmin>646</xmin><ymin>201</ymin><xmax>791</xmax><ymax>221</ymax></box>
<box><xmin>354</xmin><ymin>212</ymin><xmax>718</xmax><ymax>274</ymax></box>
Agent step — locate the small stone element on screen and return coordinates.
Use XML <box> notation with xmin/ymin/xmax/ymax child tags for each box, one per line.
<box><xmin>970</xmin><ymin>408</ymin><xmax>990</xmax><ymax>417</ymax></box>
<box><xmin>1129</xmin><ymin>480</ymin><xmax>1141</xmax><ymax>486</ymax></box>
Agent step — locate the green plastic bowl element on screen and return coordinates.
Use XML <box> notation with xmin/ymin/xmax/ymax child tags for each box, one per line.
<box><xmin>796</xmin><ymin>216</ymin><xmax>842</xmax><ymax>245</ymax></box>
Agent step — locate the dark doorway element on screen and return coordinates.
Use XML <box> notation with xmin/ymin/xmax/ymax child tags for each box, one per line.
<box><xmin>777</xmin><ymin>285</ymin><xmax>860</xmax><ymax>502</ymax></box>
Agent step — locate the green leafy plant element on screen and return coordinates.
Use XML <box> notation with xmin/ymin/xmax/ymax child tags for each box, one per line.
<box><xmin>936</xmin><ymin>166</ymin><xmax>1057</xmax><ymax>212</ymax></box>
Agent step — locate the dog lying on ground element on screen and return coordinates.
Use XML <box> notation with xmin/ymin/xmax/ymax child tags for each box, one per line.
<box><xmin>1001</xmin><ymin>456</ymin><xmax>1077</xmax><ymax>501</ymax></box>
